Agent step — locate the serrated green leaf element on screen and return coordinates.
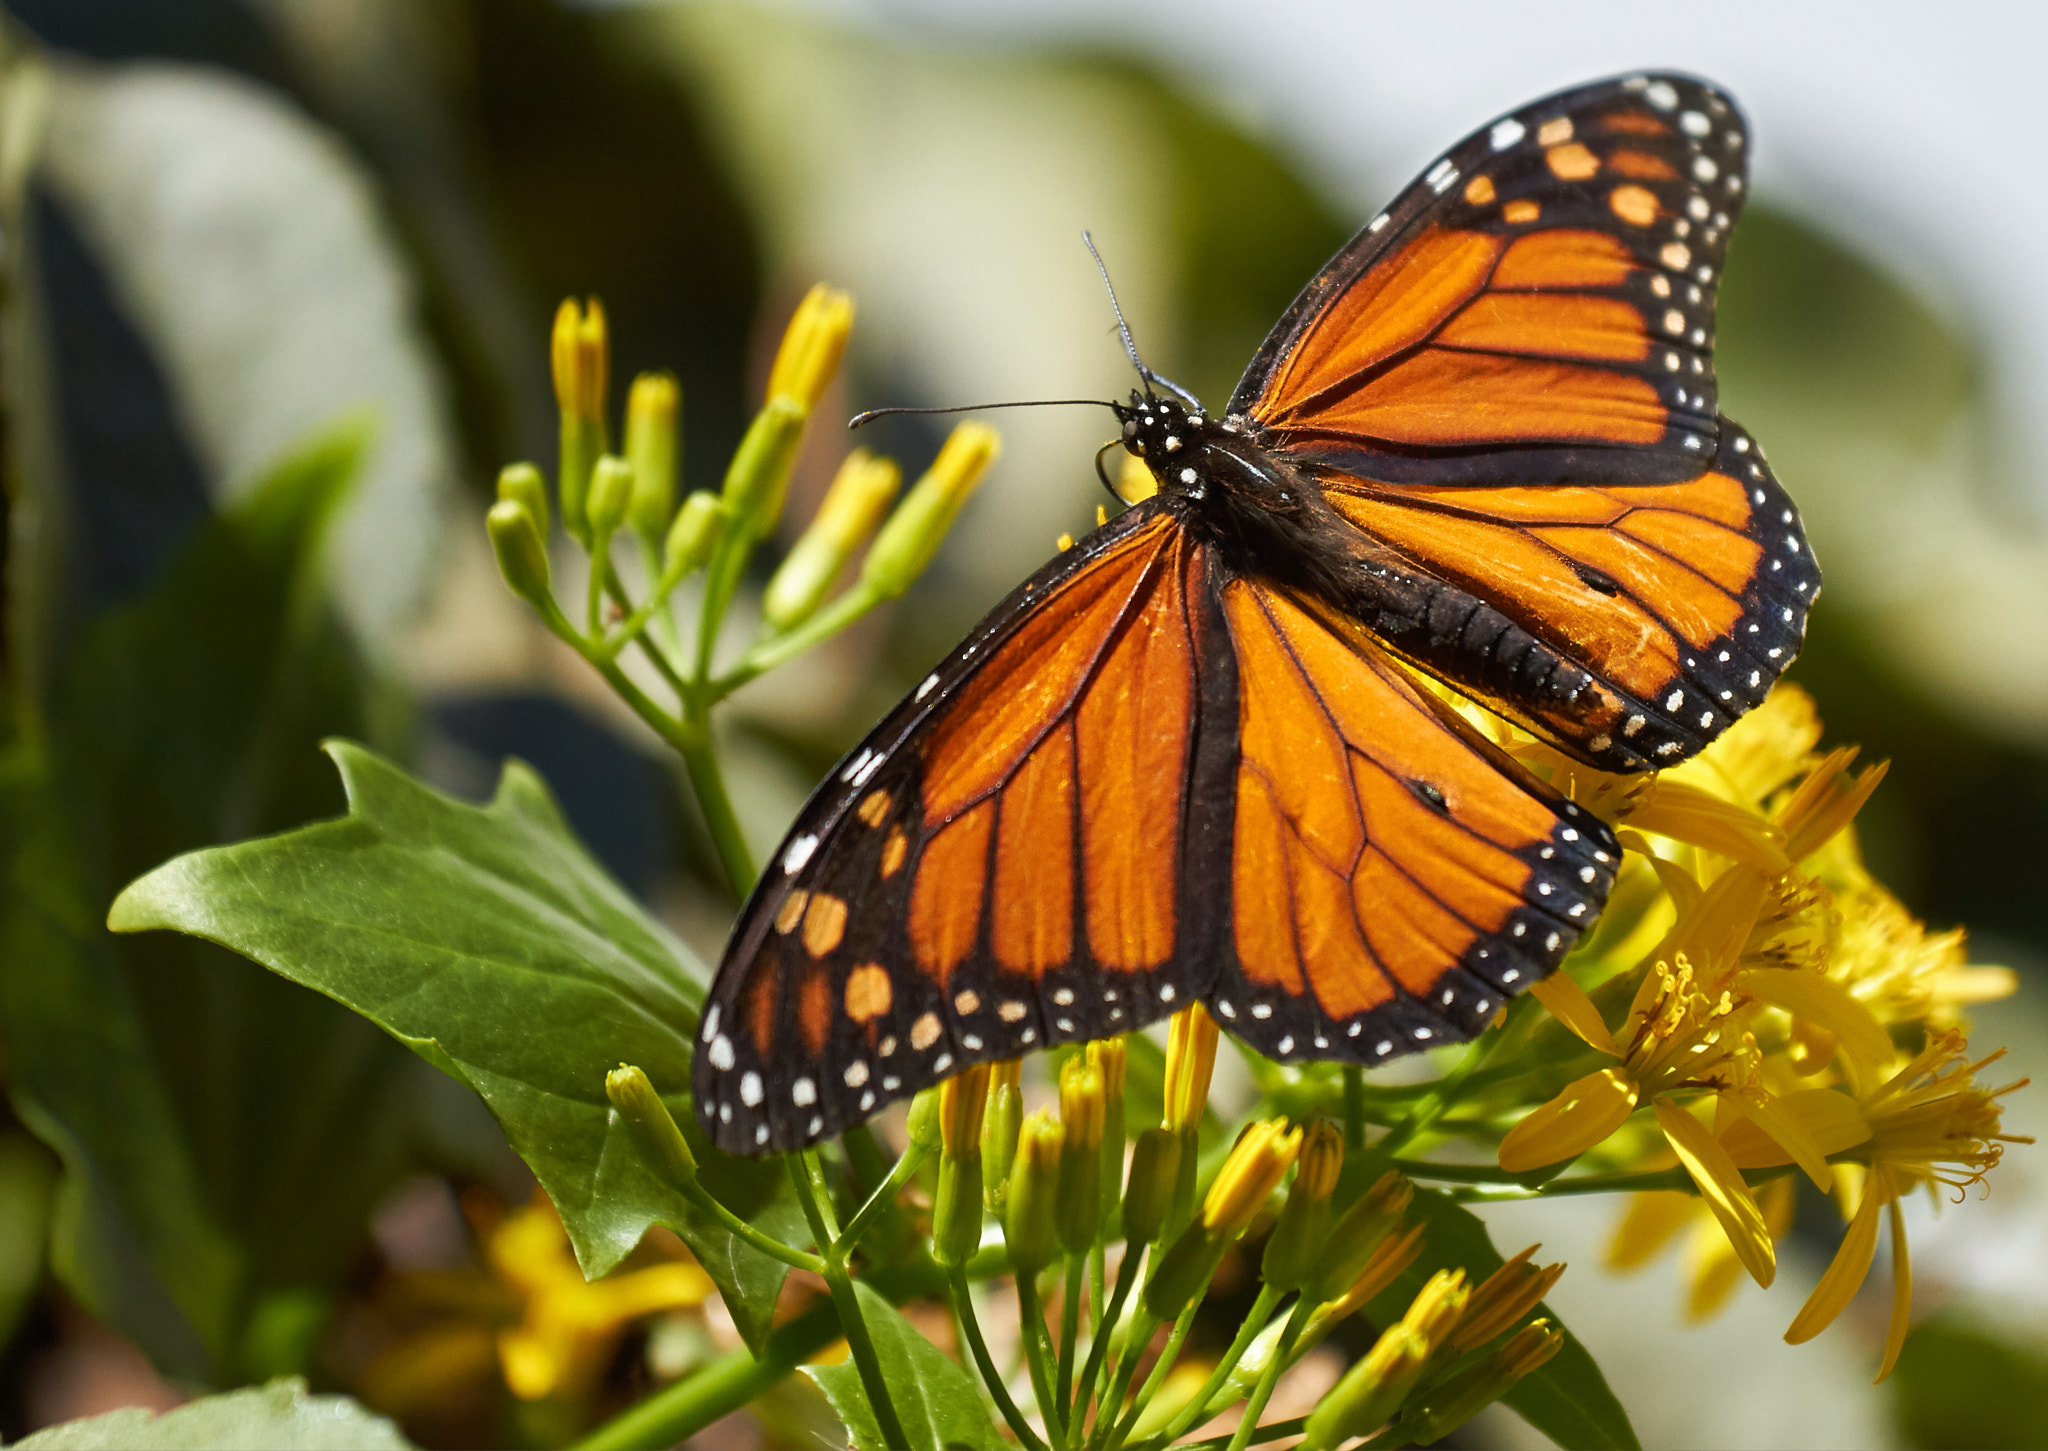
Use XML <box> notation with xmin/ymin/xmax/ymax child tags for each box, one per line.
<box><xmin>107</xmin><ymin>741</ymin><xmax>803</xmax><ymax>1352</ymax></box>
<box><xmin>1363</xmin><ymin>1186</ymin><xmax>1638</xmax><ymax>1451</ymax></box>
<box><xmin>801</xmin><ymin>1281</ymin><xmax>1005</xmax><ymax>1451</ymax></box>
<box><xmin>13</xmin><ymin>1376</ymin><xmax>412</xmax><ymax>1449</ymax></box>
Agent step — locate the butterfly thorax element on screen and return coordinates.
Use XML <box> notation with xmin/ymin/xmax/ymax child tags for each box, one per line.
<box><xmin>1114</xmin><ymin>391</ymin><xmax>1398</xmax><ymax>605</ymax></box>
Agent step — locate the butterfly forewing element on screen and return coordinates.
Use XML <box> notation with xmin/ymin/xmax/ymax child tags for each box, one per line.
<box><xmin>1236</xmin><ymin>73</ymin><xmax>1745</xmax><ymax>483</ymax></box>
<box><xmin>695</xmin><ymin>503</ymin><xmax>1238</xmax><ymax>1154</ymax></box>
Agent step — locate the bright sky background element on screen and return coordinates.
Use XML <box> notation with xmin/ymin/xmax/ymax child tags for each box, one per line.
<box><xmin>606</xmin><ymin>0</ymin><xmax>2048</xmax><ymax>518</ymax></box>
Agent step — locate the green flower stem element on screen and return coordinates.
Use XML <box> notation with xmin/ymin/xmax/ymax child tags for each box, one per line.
<box><xmin>712</xmin><ymin>579</ymin><xmax>882</xmax><ymax>701</ymax></box>
<box><xmin>1375</xmin><ymin>1035</ymin><xmax>1493</xmax><ymax>1157</ymax></box>
<box><xmin>1057</xmin><ymin>1252</ymin><xmax>1086</xmax><ymax>1425</ymax></box>
<box><xmin>1182</xmin><ymin>1416</ymin><xmax>1306</xmax><ymax>1451</ymax></box>
<box><xmin>1140</xmin><ymin>1283</ymin><xmax>1283</xmax><ymax>1450</ymax></box>
<box><xmin>1412</xmin><ymin>1160</ymin><xmax>1800</xmax><ymax>1199</ymax></box>
<box><xmin>586</xmin><ymin>534</ymin><xmax>612</xmax><ymax>635</ymax></box>
<box><xmin>570</xmin><ymin>1299</ymin><xmax>842</xmax><ymax>1451</ymax></box>
<box><xmin>834</xmin><ymin>1141</ymin><xmax>929</xmax><ymax>1255</ymax></box>
<box><xmin>1343</xmin><ymin>1066</ymin><xmax>1367</xmax><ymax>1154</ymax></box>
<box><xmin>951</xmin><ymin>1266</ymin><xmax>1050</xmax><ymax>1451</ymax></box>
<box><xmin>1075</xmin><ymin>1244</ymin><xmax>1145</xmax><ymax>1429</ymax></box>
<box><xmin>634</xmin><ymin>533</ymin><xmax>687</xmax><ymax>660</ymax></box>
<box><xmin>1222</xmin><ymin>1297</ymin><xmax>1312</xmax><ymax>1451</ymax></box>
<box><xmin>572</xmin><ymin>1257</ymin><xmax>948</xmax><ymax>1451</ymax></box>
<box><xmin>533</xmin><ymin>595</ymin><xmax>701</xmax><ymax>754</ymax></box>
<box><xmin>678</xmin><ymin>724</ymin><xmax>757</xmax><ymax>896</ymax></box>
<box><xmin>680</xmin><ymin>1181</ymin><xmax>823</xmax><ymax>1275</ymax></box>
<box><xmin>788</xmin><ymin>1152</ymin><xmax>912</xmax><ymax>1451</ymax></box>
<box><xmin>1089</xmin><ymin>1304</ymin><xmax>1157</xmax><ymax>1451</ymax></box>
<box><xmin>692</xmin><ymin>530</ymin><xmax>750</xmax><ymax>686</ymax></box>
<box><xmin>1016</xmin><ymin>1270</ymin><xmax>1067</xmax><ymax>1446</ymax></box>
<box><xmin>1102</xmin><ymin>1302</ymin><xmax>1198</xmax><ymax>1450</ymax></box>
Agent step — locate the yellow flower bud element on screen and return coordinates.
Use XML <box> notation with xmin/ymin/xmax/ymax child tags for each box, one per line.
<box><xmin>586</xmin><ymin>455</ymin><xmax>634</xmax><ymax>540</ymax></box>
<box><xmin>1319</xmin><ymin>1221</ymin><xmax>1429</xmax><ymax>1325</ymax></box>
<box><xmin>552</xmin><ymin>297</ymin><xmax>609</xmax><ymax>540</ymax></box>
<box><xmin>860</xmin><ymin>422</ymin><xmax>1001</xmax><ymax>600</ymax></box>
<box><xmin>663</xmin><ymin>491</ymin><xmax>724</xmax><ymax>579</ymax></box>
<box><xmin>982</xmin><ymin>1060</ymin><xmax>1023</xmax><ymax>1212</ymax></box>
<box><xmin>1301</xmin><ymin>1323</ymin><xmax>1430</xmax><ymax>1449</ymax></box>
<box><xmin>625</xmin><ymin>371</ymin><xmax>680</xmax><ymax>539</ymax></box>
<box><xmin>906</xmin><ymin>1085</ymin><xmax>942</xmax><ymax>1154</ymax></box>
<box><xmin>1200</xmin><ymin>1119</ymin><xmax>1301</xmax><ymax>1238</ymax></box>
<box><xmin>766</xmin><ymin>283</ymin><xmax>854</xmax><ymax>411</ymax></box>
<box><xmin>721</xmin><ymin>397</ymin><xmax>807</xmax><ymax>544</ymax></box>
<box><xmin>1122</xmin><ymin>1125</ymin><xmax>1181</xmax><ymax>1246</ymax></box>
<box><xmin>486</xmin><ymin>498</ymin><xmax>551</xmax><ymax>606</ymax></box>
<box><xmin>1316</xmin><ymin>1170</ymin><xmax>1413</xmax><ymax>1303</ymax></box>
<box><xmin>496</xmin><ymin>461</ymin><xmax>550</xmax><ymax>540</ymax></box>
<box><xmin>1005</xmin><ymin>1109</ymin><xmax>1064</xmax><ymax>1276</ymax></box>
<box><xmin>1162</xmin><ymin>1002</ymin><xmax>1220</xmax><ymax>1136</ymax></box>
<box><xmin>1262</xmin><ymin>1119</ymin><xmax>1343</xmax><ymax>1292</ymax></box>
<box><xmin>762</xmin><ymin>450</ymin><xmax>901</xmax><ymax>630</ymax></box>
<box><xmin>1089</xmin><ymin>1036</ymin><xmax>1129</xmax><ymax>1228</ymax></box>
<box><xmin>1392</xmin><ymin>1318</ymin><xmax>1566</xmax><ymax>1447</ymax></box>
<box><xmin>932</xmin><ymin>1148</ymin><xmax>985</xmax><ymax>1269</ymax></box>
<box><xmin>1058</xmin><ymin>1058</ymin><xmax>1106</xmax><ymax>1254</ymax></box>
<box><xmin>605</xmin><ymin>1064</ymin><xmax>697</xmax><ymax>1190</ymax></box>
<box><xmin>1451</xmin><ymin>1245</ymin><xmax>1567</xmax><ymax>1354</ymax></box>
<box><xmin>940</xmin><ymin>1060</ymin><xmax>992</xmax><ymax>1159</ymax></box>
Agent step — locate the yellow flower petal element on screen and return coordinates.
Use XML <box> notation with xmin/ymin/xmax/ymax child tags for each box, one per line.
<box><xmin>1786</xmin><ymin>1168</ymin><xmax>1884</xmax><ymax>1343</ymax></box>
<box><xmin>1877</xmin><ymin>1196</ymin><xmax>1912</xmax><ymax>1383</ymax></box>
<box><xmin>1682</xmin><ymin>1214</ymin><xmax>1744</xmax><ymax>1323</ymax></box>
<box><xmin>1622</xmin><ymin>777</ymin><xmax>1792</xmax><ymax>872</ymax></box>
<box><xmin>1740</xmin><ymin>967</ymin><xmax>1893</xmax><ymax>1093</ymax></box>
<box><xmin>1530</xmin><ymin>974</ymin><xmax>1618</xmax><ymax>1056</ymax></box>
<box><xmin>1653</xmin><ymin>1099</ymin><xmax>1776</xmax><ymax>1289</ymax></box>
<box><xmin>1717</xmin><ymin>1091</ymin><xmax>1838</xmax><ymax>1193</ymax></box>
<box><xmin>1499</xmin><ymin>1068</ymin><xmax>1639</xmax><ymax>1172</ymax></box>
<box><xmin>1605</xmin><ymin>1189</ymin><xmax>1694</xmax><ymax>1272</ymax></box>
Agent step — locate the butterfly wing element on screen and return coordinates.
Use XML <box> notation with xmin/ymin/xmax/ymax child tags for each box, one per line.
<box><xmin>1206</xmin><ymin>577</ymin><xmax>1619</xmax><ymax>1061</ymax></box>
<box><xmin>1230</xmin><ymin>72</ymin><xmax>1815</xmax><ymax>769</ymax></box>
<box><xmin>694</xmin><ymin>502</ymin><xmax>1238</xmax><ymax>1154</ymax></box>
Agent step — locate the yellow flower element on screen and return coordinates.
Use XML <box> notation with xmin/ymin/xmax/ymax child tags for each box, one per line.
<box><xmin>1502</xmin><ymin>957</ymin><xmax>1778</xmax><ymax>1288</ymax></box>
<box><xmin>360</xmin><ymin>1192</ymin><xmax>712</xmax><ymax>1419</ymax></box>
<box><xmin>1780</xmin><ymin>1032</ymin><xmax>2031</xmax><ymax>1380</ymax></box>
<box><xmin>487</xmin><ymin>1198</ymin><xmax>714</xmax><ymax>1402</ymax></box>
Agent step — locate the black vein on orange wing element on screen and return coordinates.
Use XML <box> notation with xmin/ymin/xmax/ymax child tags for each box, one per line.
<box><xmin>1203</xmin><ymin>579</ymin><xmax>1619</xmax><ymax>1064</ymax></box>
<box><xmin>1234</xmin><ymin>73</ymin><xmax>1749</xmax><ymax>486</ymax></box>
<box><xmin>693</xmin><ymin>501</ymin><xmax>1240</xmax><ymax>1155</ymax></box>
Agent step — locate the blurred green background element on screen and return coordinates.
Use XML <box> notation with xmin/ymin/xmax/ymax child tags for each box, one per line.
<box><xmin>0</xmin><ymin>1</ymin><xmax>2042</xmax><ymax>1447</ymax></box>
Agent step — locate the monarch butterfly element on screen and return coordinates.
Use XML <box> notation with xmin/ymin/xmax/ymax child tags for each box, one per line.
<box><xmin>695</xmin><ymin>72</ymin><xmax>1816</xmax><ymax>1154</ymax></box>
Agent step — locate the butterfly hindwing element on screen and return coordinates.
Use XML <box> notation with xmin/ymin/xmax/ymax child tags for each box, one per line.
<box><xmin>1234</xmin><ymin>72</ymin><xmax>1748</xmax><ymax>485</ymax></box>
<box><xmin>695</xmin><ymin>503</ymin><xmax>1238</xmax><ymax>1154</ymax></box>
<box><xmin>1206</xmin><ymin>579</ymin><xmax>1619</xmax><ymax>1061</ymax></box>
<box><xmin>1320</xmin><ymin>417</ymin><xmax>1815</xmax><ymax>769</ymax></box>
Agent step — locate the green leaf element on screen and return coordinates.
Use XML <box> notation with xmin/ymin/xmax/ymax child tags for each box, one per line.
<box><xmin>1364</xmin><ymin>1186</ymin><xmax>1638</xmax><ymax>1451</ymax></box>
<box><xmin>801</xmin><ymin>1281</ymin><xmax>1005</xmax><ymax>1451</ymax></box>
<box><xmin>13</xmin><ymin>1376</ymin><xmax>412</xmax><ymax>1449</ymax></box>
<box><xmin>107</xmin><ymin>741</ymin><xmax>803</xmax><ymax>1352</ymax></box>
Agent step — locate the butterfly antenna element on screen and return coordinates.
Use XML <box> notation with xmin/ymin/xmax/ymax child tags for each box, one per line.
<box><xmin>849</xmin><ymin>397</ymin><xmax>1115</xmax><ymax>429</ymax></box>
<box><xmin>1083</xmin><ymin>230</ymin><xmax>1206</xmax><ymax>413</ymax></box>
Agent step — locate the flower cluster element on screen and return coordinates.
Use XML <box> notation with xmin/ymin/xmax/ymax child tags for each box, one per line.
<box><xmin>916</xmin><ymin>1008</ymin><xmax>1573</xmax><ymax>1451</ymax></box>
<box><xmin>1466</xmin><ymin>684</ymin><xmax>2028</xmax><ymax>1379</ymax></box>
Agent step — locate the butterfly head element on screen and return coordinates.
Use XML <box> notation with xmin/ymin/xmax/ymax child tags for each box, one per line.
<box><xmin>1111</xmin><ymin>391</ymin><xmax>1218</xmax><ymax>488</ymax></box>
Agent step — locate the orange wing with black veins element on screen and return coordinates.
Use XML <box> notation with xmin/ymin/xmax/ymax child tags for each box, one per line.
<box><xmin>1229</xmin><ymin>73</ymin><xmax>1814</xmax><ymax>769</ymax></box>
<box><xmin>694</xmin><ymin>503</ymin><xmax>1237</xmax><ymax>1155</ymax></box>
<box><xmin>1207</xmin><ymin>580</ymin><xmax>1617</xmax><ymax>1062</ymax></box>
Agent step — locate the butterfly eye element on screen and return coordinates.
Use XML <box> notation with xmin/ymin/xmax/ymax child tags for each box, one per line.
<box><xmin>1122</xmin><ymin>419</ymin><xmax>1140</xmax><ymax>440</ymax></box>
